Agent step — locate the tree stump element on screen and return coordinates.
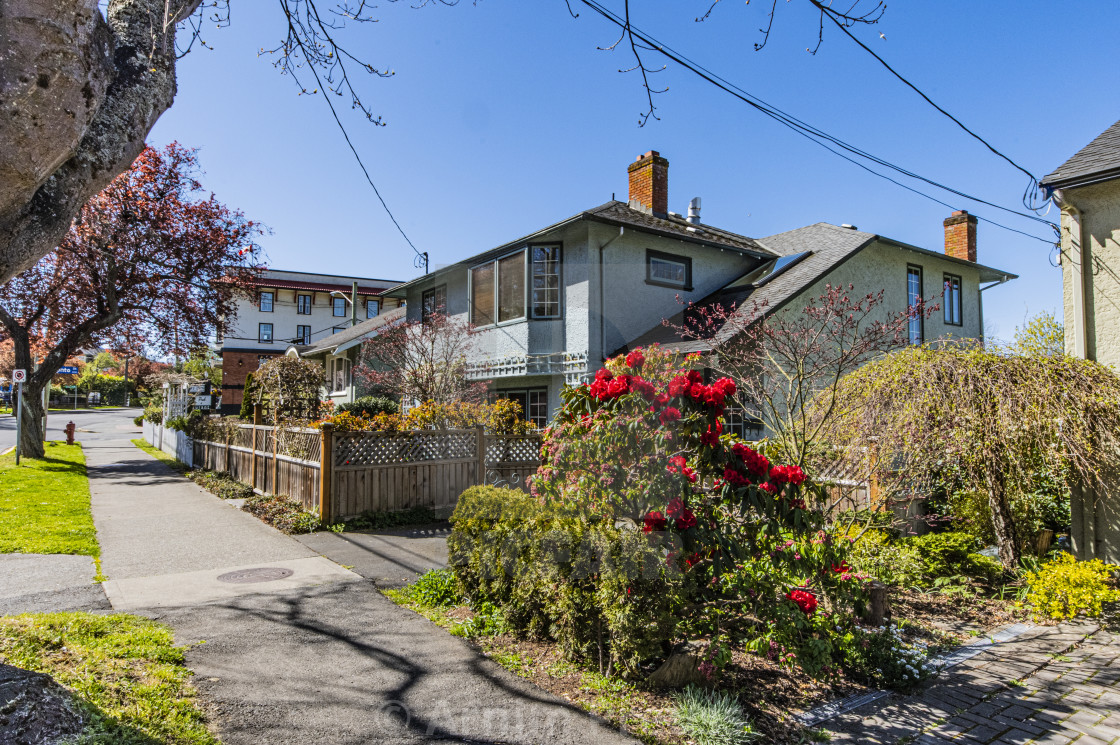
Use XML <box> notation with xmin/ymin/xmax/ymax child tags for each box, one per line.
<box><xmin>864</xmin><ymin>580</ymin><xmax>891</xmax><ymax>627</ymax></box>
<box><xmin>647</xmin><ymin>641</ymin><xmax>705</xmax><ymax>688</ymax></box>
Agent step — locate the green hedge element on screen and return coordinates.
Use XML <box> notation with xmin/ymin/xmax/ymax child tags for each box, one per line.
<box><xmin>449</xmin><ymin>485</ymin><xmax>694</xmax><ymax>676</ymax></box>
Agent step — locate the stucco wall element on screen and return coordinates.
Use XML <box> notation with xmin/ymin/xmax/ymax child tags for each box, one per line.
<box><xmin>784</xmin><ymin>239</ymin><xmax>988</xmax><ymax>344</ymax></box>
<box><xmin>1060</xmin><ymin>179</ymin><xmax>1120</xmax><ymax>366</ymax></box>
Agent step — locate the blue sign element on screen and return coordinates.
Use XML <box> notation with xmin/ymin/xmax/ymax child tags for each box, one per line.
<box><xmin>58</xmin><ymin>366</ymin><xmax>80</xmax><ymax>375</ymax></box>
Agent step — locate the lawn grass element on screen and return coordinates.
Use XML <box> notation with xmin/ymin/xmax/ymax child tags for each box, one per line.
<box><xmin>0</xmin><ymin>441</ymin><xmax>98</xmax><ymax>556</ymax></box>
<box><xmin>0</xmin><ymin>612</ymin><xmax>219</xmax><ymax>744</ymax></box>
<box><xmin>131</xmin><ymin>437</ymin><xmax>189</xmax><ymax>474</ymax></box>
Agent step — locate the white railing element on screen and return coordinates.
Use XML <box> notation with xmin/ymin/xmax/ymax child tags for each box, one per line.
<box><xmin>465</xmin><ymin>351</ymin><xmax>588</xmax><ymax>383</ymax></box>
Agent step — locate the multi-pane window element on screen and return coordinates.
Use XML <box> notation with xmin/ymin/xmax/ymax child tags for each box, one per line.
<box><xmin>647</xmin><ymin>250</ymin><xmax>691</xmax><ymax>289</ymax></box>
<box><xmin>258</xmin><ymin>323</ymin><xmax>273</xmax><ymax>343</ymax></box>
<box><xmin>531</xmin><ymin>245</ymin><xmax>562</xmax><ymax>318</ymax></box>
<box><xmin>471</xmin><ymin>252</ymin><xmax>526</xmax><ymax>326</ymax></box>
<box><xmin>422</xmin><ymin>285</ymin><xmax>447</xmax><ymax>324</ymax></box>
<box><xmin>499</xmin><ymin>388</ymin><xmax>548</xmax><ymax>429</ymax></box>
<box><xmin>366</xmin><ymin>299</ymin><xmax>379</xmax><ymax>319</ymax></box>
<box><xmin>297</xmin><ymin>294</ymin><xmax>312</xmax><ymax>314</ymax></box>
<box><xmin>329</xmin><ymin>358</ymin><xmax>350</xmax><ymax>393</ymax></box>
<box><xmin>296</xmin><ymin>325</ymin><xmax>311</xmax><ymax>345</ymax></box>
<box><xmin>943</xmin><ymin>274</ymin><xmax>962</xmax><ymax>326</ymax></box>
<box><xmin>907</xmin><ymin>265</ymin><xmax>924</xmax><ymax>345</ymax></box>
<box><xmin>259</xmin><ymin>291</ymin><xmax>274</xmax><ymax>312</ymax></box>
<box><xmin>332</xmin><ymin>297</ymin><xmax>347</xmax><ymax>317</ymax></box>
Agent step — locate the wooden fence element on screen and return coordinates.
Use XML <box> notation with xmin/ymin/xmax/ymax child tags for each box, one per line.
<box><xmin>192</xmin><ymin>424</ymin><xmax>542</xmax><ymax>522</ymax></box>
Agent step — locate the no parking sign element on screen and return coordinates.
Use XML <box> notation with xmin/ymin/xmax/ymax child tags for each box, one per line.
<box><xmin>12</xmin><ymin>369</ymin><xmax>25</xmax><ymax>383</ymax></box>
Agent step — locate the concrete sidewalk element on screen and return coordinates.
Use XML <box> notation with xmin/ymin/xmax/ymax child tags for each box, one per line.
<box><xmin>86</xmin><ymin>430</ymin><xmax>637</xmax><ymax>745</ymax></box>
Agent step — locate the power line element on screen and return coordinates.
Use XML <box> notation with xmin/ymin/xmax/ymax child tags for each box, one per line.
<box><xmin>574</xmin><ymin>0</ymin><xmax>1058</xmax><ymax>244</ymax></box>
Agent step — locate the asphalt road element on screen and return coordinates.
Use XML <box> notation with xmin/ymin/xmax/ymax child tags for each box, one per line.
<box><xmin>0</xmin><ymin>407</ymin><xmax>142</xmax><ymax>453</ymax></box>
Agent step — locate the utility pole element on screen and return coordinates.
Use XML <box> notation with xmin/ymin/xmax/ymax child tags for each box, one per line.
<box><xmin>350</xmin><ymin>281</ymin><xmax>358</xmax><ymax>328</ymax></box>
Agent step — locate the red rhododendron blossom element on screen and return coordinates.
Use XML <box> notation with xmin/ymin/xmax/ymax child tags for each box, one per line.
<box><xmin>712</xmin><ymin>377</ymin><xmax>737</xmax><ymax>397</ymax></box>
<box><xmin>786</xmin><ymin>589</ymin><xmax>818</xmax><ymax>615</ymax></box>
<box><xmin>758</xmin><ymin>482</ymin><xmax>777</xmax><ymax>495</ymax></box>
<box><xmin>631</xmin><ymin>377</ymin><xmax>657</xmax><ymax>400</ymax></box>
<box><xmin>675</xmin><ymin>508</ymin><xmax>698</xmax><ymax>531</ymax></box>
<box><xmin>700</xmin><ymin>423</ymin><xmax>722</xmax><ymax>447</ymax></box>
<box><xmin>659</xmin><ymin>407</ymin><xmax>682</xmax><ymax>425</ymax></box>
<box><xmin>723</xmin><ymin>467</ymin><xmax>750</xmax><ymax>487</ymax></box>
<box><xmin>642</xmin><ymin>511</ymin><xmax>668</xmax><ymax>533</ymax></box>
<box><xmin>831</xmin><ymin>561</ymin><xmax>852</xmax><ymax>574</ymax></box>
<box><xmin>769</xmin><ymin>464</ymin><xmax>806</xmax><ymax>486</ymax></box>
<box><xmin>732</xmin><ymin>443</ymin><xmax>771</xmax><ymax>480</ymax></box>
<box><xmin>625</xmin><ymin>349</ymin><xmax>645</xmax><ymax>370</ymax></box>
<box><xmin>667</xmin><ymin>375</ymin><xmax>690</xmax><ymax>398</ymax></box>
<box><xmin>665</xmin><ymin>497</ymin><xmax>685</xmax><ymax>520</ymax></box>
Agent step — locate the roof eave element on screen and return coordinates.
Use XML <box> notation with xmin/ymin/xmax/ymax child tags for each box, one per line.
<box><xmin>581</xmin><ymin>212</ymin><xmax>772</xmax><ymax>259</ymax></box>
<box><xmin>876</xmin><ymin>237</ymin><xmax>1018</xmax><ymax>284</ymax></box>
<box><xmin>1041</xmin><ymin>166</ymin><xmax>1120</xmax><ymax>191</ymax></box>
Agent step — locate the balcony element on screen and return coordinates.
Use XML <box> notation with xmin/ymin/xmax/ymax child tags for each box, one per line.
<box><xmin>465</xmin><ymin>351</ymin><xmax>588</xmax><ymax>384</ymax></box>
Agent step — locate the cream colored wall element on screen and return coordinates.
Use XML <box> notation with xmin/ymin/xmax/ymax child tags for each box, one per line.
<box><xmin>783</xmin><ymin>239</ymin><xmax>986</xmax><ymax>344</ymax></box>
<box><xmin>1059</xmin><ymin>179</ymin><xmax>1120</xmax><ymax>367</ymax></box>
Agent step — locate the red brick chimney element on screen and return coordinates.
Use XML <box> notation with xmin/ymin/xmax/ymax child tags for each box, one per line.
<box><xmin>627</xmin><ymin>151</ymin><xmax>669</xmax><ymax>216</ymax></box>
<box><xmin>943</xmin><ymin>210</ymin><xmax>977</xmax><ymax>262</ymax></box>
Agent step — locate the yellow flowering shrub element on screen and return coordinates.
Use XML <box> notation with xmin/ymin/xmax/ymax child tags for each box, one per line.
<box><xmin>1025</xmin><ymin>554</ymin><xmax>1120</xmax><ymax>620</ymax></box>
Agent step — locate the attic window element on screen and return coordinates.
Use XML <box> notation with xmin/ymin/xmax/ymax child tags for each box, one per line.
<box><xmin>646</xmin><ymin>249</ymin><xmax>692</xmax><ymax>290</ymax></box>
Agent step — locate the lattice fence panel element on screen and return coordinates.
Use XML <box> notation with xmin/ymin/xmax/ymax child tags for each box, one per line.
<box><xmin>231</xmin><ymin>426</ymin><xmax>255</xmax><ymax>449</ymax></box>
<box><xmin>277</xmin><ymin>428</ymin><xmax>321</xmax><ymax>463</ymax></box>
<box><xmin>334</xmin><ymin>430</ymin><xmax>477</xmax><ymax>467</ymax></box>
<box><xmin>485</xmin><ymin>435</ymin><xmax>542</xmax><ymax>465</ymax></box>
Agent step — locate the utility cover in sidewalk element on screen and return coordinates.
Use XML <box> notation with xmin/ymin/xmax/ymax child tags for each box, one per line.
<box><xmin>217</xmin><ymin>567</ymin><xmax>294</xmax><ymax>584</ymax></box>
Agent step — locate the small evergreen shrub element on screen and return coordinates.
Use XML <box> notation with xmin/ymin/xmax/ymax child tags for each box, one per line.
<box><xmin>674</xmin><ymin>686</ymin><xmax>758</xmax><ymax>745</ymax></box>
<box><xmin>906</xmin><ymin>531</ymin><xmax>1003</xmax><ymax>584</ymax></box>
<box><xmin>1026</xmin><ymin>554</ymin><xmax>1120</xmax><ymax>620</ymax></box>
<box><xmin>406</xmin><ymin>569</ymin><xmax>461</xmax><ymax>607</ymax></box>
<box><xmin>847</xmin><ymin>530</ymin><xmax>924</xmax><ymax>587</ymax></box>
<box><xmin>335</xmin><ymin>396</ymin><xmax>399</xmax><ymax>417</ymax></box>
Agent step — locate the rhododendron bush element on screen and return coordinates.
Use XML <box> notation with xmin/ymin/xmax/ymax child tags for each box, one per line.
<box><xmin>453</xmin><ymin>345</ymin><xmax>870</xmax><ymax>679</ymax></box>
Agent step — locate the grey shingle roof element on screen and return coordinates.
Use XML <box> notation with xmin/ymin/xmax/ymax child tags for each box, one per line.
<box><xmin>1042</xmin><ymin>119</ymin><xmax>1120</xmax><ymax>188</ymax></box>
<box><xmin>618</xmin><ymin>224</ymin><xmax>876</xmax><ymax>354</ymax></box>
<box><xmin>292</xmin><ymin>307</ymin><xmax>406</xmax><ymax>357</ymax></box>
<box><xmin>583</xmin><ymin>201</ymin><xmax>771</xmax><ymax>256</ymax></box>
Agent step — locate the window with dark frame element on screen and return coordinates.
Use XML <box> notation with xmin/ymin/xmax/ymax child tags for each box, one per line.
<box><xmin>332</xmin><ymin>297</ymin><xmax>347</xmax><ymax>317</ymax></box>
<box><xmin>531</xmin><ymin>245</ymin><xmax>562</xmax><ymax>318</ymax></box>
<box><xmin>943</xmin><ymin>274</ymin><xmax>962</xmax><ymax>326</ymax></box>
<box><xmin>297</xmin><ymin>294</ymin><xmax>312</xmax><ymax>314</ymax></box>
<box><xmin>258</xmin><ymin>323</ymin><xmax>273</xmax><ymax>343</ymax></box>
<box><xmin>296</xmin><ymin>325</ymin><xmax>311</xmax><ymax>345</ymax></box>
<box><xmin>330</xmin><ymin>358</ymin><xmax>350</xmax><ymax>393</ymax></box>
<box><xmin>422</xmin><ymin>285</ymin><xmax>447</xmax><ymax>324</ymax></box>
<box><xmin>646</xmin><ymin>249</ymin><xmax>692</xmax><ymax>289</ymax></box>
<box><xmin>366</xmin><ymin>299</ymin><xmax>379</xmax><ymax>319</ymax></box>
<box><xmin>259</xmin><ymin>291</ymin><xmax>274</xmax><ymax>312</ymax></box>
<box><xmin>907</xmin><ymin>265</ymin><xmax>924</xmax><ymax>345</ymax></box>
<box><xmin>498</xmin><ymin>388</ymin><xmax>548</xmax><ymax>429</ymax></box>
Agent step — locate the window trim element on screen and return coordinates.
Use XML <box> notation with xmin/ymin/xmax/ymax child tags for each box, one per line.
<box><xmin>296</xmin><ymin>294</ymin><xmax>312</xmax><ymax>315</ymax></box>
<box><xmin>645</xmin><ymin>249</ymin><xmax>693</xmax><ymax>291</ymax></box>
<box><xmin>496</xmin><ymin>387</ymin><xmax>549</xmax><ymax>429</ymax></box>
<box><xmin>907</xmin><ymin>264</ymin><xmax>924</xmax><ymax>345</ymax></box>
<box><xmin>332</xmin><ymin>296</ymin><xmax>347</xmax><ymax>317</ymax></box>
<box><xmin>943</xmin><ymin>273</ymin><xmax>963</xmax><ymax>327</ymax></box>
<box><xmin>258</xmin><ymin>322</ymin><xmax>274</xmax><ymax>344</ymax></box>
<box><xmin>259</xmin><ymin>291</ymin><xmax>274</xmax><ymax>313</ymax></box>
<box><xmin>421</xmin><ymin>284</ymin><xmax>447</xmax><ymax>324</ymax></box>
<box><xmin>366</xmin><ymin>299</ymin><xmax>379</xmax><ymax>319</ymax></box>
<box><xmin>529</xmin><ymin>243</ymin><xmax>563</xmax><ymax>319</ymax></box>
<box><xmin>296</xmin><ymin>325</ymin><xmax>311</xmax><ymax>345</ymax></box>
<box><xmin>469</xmin><ymin>248</ymin><xmax>528</xmax><ymax>328</ymax></box>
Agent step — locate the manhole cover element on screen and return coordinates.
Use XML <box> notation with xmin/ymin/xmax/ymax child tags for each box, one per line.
<box><xmin>216</xmin><ymin>567</ymin><xmax>294</xmax><ymax>584</ymax></box>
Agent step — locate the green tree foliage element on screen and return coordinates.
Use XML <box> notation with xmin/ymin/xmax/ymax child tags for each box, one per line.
<box><xmin>829</xmin><ymin>347</ymin><xmax>1120</xmax><ymax>569</ymax></box>
<box><xmin>1003</xmin><ymin>311</ymin><xmax>1065</xmax><ymax>358</ymax></box>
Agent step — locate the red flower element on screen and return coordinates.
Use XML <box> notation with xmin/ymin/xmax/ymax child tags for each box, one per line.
<box><xmin>769</xmin><ymin>464</ymin><xmax>806</xmax><ymax>486</ymax></box>
<box><xmin>686</xmin><ymin>370</ymin><xmax>704</xmax><ymax>385</ymax></box>
<box><xmin>758</xmin><ymin>482</ymin><xmax>776</xmax><ymax>495</ymax></box>
<box><xmin>732</xmin><ymin>443</ymin><xmax>771</xmax><ymax>480</ymax></box>
<box><xmin>625</xmin><ymin>349</ymin><xmax>645</xmax><ymax>370</ymax></box>
<box><xmin>659</xmin><ymin>407</ymin><xmax>682</xmax><ymax>425</ymax></box>
<box><xmin>665</xmin><ymin>498</ymin><xmax>685</xmax><ymax>520</ymax></box>
<box><xmin>723</xmin><ymin>467</ymin><xmax>749</xmax><ymax>487</ymax></box>
<box><xmin>668</xmin><ymin>375</ymin><xmax>690</xmax><ymax>398</ymax></box>
<box><xmin>643</xmin><ymin>511</ymin><xmax>668</xmax><ymax>533</ymax></box>
<box><xmin>631</xmin><ymin>377</ymin><xmax>657</xmax><ymax>400</ymax></box>
<box><xmin>713</xmin><ymin>377</ymin><xmax>737</xmax><ymax>397</ymax></box>
<box><xmin>831</xmin><ymin>561</ymin><xmax>852</xmax><ymax>574</ymax></box>
<box><xmin>675</xmin><ymin>508</ymin><xmax>698</xmax><ymax>531</ymax></box>
<box><xmin>700</xmin><ymin>423</ymin><xmax>722</xmax><ymax>447</ymax></box>
<box><xmin>787</xmin><ymin>588</ymin><xmax>818</xmax><ymax>615</ymax></box>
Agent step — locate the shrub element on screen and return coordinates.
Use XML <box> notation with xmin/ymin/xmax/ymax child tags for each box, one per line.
<box><xmin>405</xmin><ymin>568</ymin><xmax>461</xmax><ymax>607</ymax></box>
<box><xmin>674</xmin><ymin>686</ymin><xmax>758</xmax><ymax>745</ymax></box>
<box><xmin>405</xmin><ymin>399</ymin><xmax>535</xmax><ymax>434</ymax></box>
<box><xmin>1025</xmin><ymin>554</ymin><xmax>1120</xmax><ymax>620</ymax></box>
<box><xmin>133</xmin><ymin>414</ymin><xmax>144</xmax><ymax>426</ymax></box>
<box><xmin>242</xmin><ymin>494</ymin><xmax>321</xmax><ymax>534</ymax></box>
<box><xmin>906</xmin><ymin>531</ymin><xmax>1003</xmax><ymax>584</ymax></box>
<box><xmin>239</xmin><ymin>373</ymin><xmax>255</xmax><ymax>419</ymax></box>
<box><xmin>187</xmin><ymin>470</ymin><xmax>254</xmax><ymax>500</ymax></box>
<box><xmin>847</xmin><ymin>530</ymin><xmax>924</xmax><ymax>588</ymax></box>
<box><xmin>336</xmin><ymin>395</ymin><xmax>399</xmax><ymax>417</ymax></box>
<box><xmin>143</xmin><ymin>405</ymin><xmax>163</xmax><ymax>424</ymax></box>
<box><xmin>839</xmin><ymin>621</ymin><xmax>940</xmax><ymax>693</ymax></box>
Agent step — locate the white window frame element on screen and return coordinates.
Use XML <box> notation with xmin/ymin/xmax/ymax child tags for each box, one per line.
<box><xmin>530</xmin><ymin>244</ymin><xmax>563</xmax><ymax>319</ymax></box>
<box><xmin>943</xmin><ymin>273</ymin><xmax>962</xmax><ymax>326</ymax></box>
<box><xmin>329</xmin><ymin>357</ymin><xmax>350</xmax><ymax>393</ymax></box>
<box><xmin>646</xmin><ymin>249</ymin><xmax>692</xmax><ymax>290</ymax></box>
<box><xmin>469</xmin><ymin>249</ymin><xmax>527</xmax><ymax>328</ymax></box>
<box><xmin>259</xmin><ymin>291</ymin><xmax>274</xmax><ymax>312</ymax></box>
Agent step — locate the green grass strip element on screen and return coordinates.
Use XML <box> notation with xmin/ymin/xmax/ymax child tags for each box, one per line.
<box><xmin>131</xmin><ymin>438</ymin><xmax>189</xmax><ymax>474</ymax></box>
<box><xmin>0</xmin><ymin>442</ymin><xmax>99</xmax><ymax>557</ymax></box>
<box><xmin>0</xmin><ymin>612</ymin><xmax>219</xmax><ymax>744</ymax></box>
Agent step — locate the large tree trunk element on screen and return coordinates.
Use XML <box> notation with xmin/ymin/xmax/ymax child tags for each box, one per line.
<box><xmin>986</xmin><ymin>469</ymin><xmax>1020</xmax><ymax>570</ymax></box>
<box><xmin>0</xmin><ymin>0</ymin><xmax>201</xmax><ymax>282</ymax></box>
<box><xmin>16</xmin><ymin>380</ymin><xmax>46</xmax><ymax>459</ymax></box>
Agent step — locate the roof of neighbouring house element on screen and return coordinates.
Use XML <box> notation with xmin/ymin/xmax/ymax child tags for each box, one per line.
<box><xmin>616</xmin><ymin>222</ymin><xmax>1017</xmax><ymax>355</ymax></box>
<box><xmin>379</xmin><ymin>200</ymin><xmax>774</xmax><ymax>298</ymax></box>
<box><xmin>287</xmin><ymin>307</ymin><xmax>407</xmax><ymax>358</ymax></box>
<box><xmin>217</xmin><ymin>269</ymin><xmax>401</xmax><ymax>297</ymax></box>
<box><xmin>1042</xmin><ymin>118</ymin><xmax>1120</xmax><ymax>189</ymax></box>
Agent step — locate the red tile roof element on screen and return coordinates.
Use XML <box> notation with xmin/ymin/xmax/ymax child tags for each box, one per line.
<box><xmin>246</xmin><ymin>278</ymin><xmax>391</xmax><ymax>296</ymax></box>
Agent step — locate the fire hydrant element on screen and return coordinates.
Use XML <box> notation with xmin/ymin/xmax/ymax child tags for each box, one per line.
<box><xmin>65</xmin><ymin>421</ymin><xmax>76</xmax><ymax>445</ymax></box>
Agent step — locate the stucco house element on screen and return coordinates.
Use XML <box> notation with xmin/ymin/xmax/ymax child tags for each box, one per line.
<box><xmin>379</xmin><ymin>151</ymin><xmax>1015</xmax><ymax>429</ymax></box>
<box><xmin>215</xmin><ymin>269</ymin><xmax>403</xmax><ymax>415</ymax></box>
<box><xmin>1040</xmin><ymin>117</ymin><xmax>1120</xmax><ymax>563</ymax></box>
<box><xmin>284</xmin><ymin>307</ymin><xmax>406</xmax><ymax>405</ymax></box>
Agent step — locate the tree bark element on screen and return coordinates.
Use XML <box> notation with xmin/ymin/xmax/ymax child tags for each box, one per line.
<box><xmin>986</xmin><ymin>469</ymin><xmax>1020</xmax><ymax>570</ymax></box>
<box><xmin>17</xmin><ymin>380</ymin><xmax>46</xmax><ymax>459</ymax></box>
<box><xmin>0</xmin><ymin>0</ymin><xmax>202</xmax><ymax>282</ymax></box>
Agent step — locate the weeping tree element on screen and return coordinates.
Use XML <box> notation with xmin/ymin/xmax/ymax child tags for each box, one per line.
<box><xmin>827</xmin><ymin>346</ymin><xmax>1120</xmax><ymax>569</ymax></box>
<box><xmin>249</xmin><ymin>356</ymin><xmax>326</xmax><ymax>422</ymax></box>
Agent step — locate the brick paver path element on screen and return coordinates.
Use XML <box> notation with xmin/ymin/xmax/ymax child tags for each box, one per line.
<box><xmin>823</xmin><ymin>617</ymin><xmax>1120</xmax><ymax>744</ymax></box>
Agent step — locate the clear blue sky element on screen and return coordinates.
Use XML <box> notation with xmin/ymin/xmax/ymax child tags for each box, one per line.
<box><xmin>148</xmin><ymin>0</ymin><xmax>1120</xmax><ymax>341</ymax></box>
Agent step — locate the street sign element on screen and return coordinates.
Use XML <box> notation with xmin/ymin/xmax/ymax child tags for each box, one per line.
<box><xmin>11</xmin><ymin>369</ymin><xmax>25</xmax><ymax>383</ymax></box>
<box><xmin>58</xmin><ymin>366</ymin><xmax>79</xmax><ymax>375</ymax></box>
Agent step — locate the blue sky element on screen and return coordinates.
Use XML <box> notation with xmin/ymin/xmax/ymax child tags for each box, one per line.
<box><xmin>148</xmin><ymin>0</ymin><xmax>1120</xmax><ymax>341</ymax></box>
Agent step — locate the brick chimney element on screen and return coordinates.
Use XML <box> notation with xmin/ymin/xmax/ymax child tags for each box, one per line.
<box><xmin>627</xmin><ymin>150</ymin><xmax>669</xmax><ymax>216</ymax></box>
<box><xmin>943</xmin><ymin>210</ymin><xmax>977</xmax><ymax>262</ymax></box>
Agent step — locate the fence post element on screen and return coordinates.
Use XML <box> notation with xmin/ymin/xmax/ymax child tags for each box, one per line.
<box><xmin>475</xmin><ymin>425</ymin><xmax>486</xmax><ymax>485</ymax></box>
<box><xmin>251</xmin><ymin>404</ymin><xmax>262</xmax><ymax>488</ymax></box>
<box><xmin>224</xmin><ymin>427</ymin><xmax>232</xmax><ymax>474</ymax></box>
<box><xmin>319</xmin><ymin>422</ymin><xmax>334</xmax><ymax>524</ymax></box>
<box><xmin>271</xmin><ymin>424</ymin><xmax>279</xmax><ymax>495</ymax></box>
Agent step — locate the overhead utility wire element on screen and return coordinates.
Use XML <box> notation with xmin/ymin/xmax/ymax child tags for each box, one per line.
<box><xmin>575</xmin><ymin>0</ymin><xmax>1057</xmax><ymax>243</ymax></box>
<box><xmin>811</xmin><ymin>2</ymin><xmax>1045</xmax><ymax>210</ymax></box>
